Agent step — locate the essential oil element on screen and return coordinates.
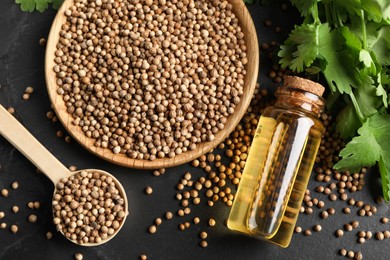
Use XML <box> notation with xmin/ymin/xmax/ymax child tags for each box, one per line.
<box><xmin>228</xmin><ymin>76</ymin><xmax>325</xmax><ymax>247</ymax></box>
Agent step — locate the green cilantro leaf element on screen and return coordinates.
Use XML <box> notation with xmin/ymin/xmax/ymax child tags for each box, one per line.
<box><xmin>278</xmin><ymin>23</ymin><xmax>330</xmax><ymax>73</ymax></box>
<box><xmin>354</xmin><ymin>70</ymin><xmax>381</xmax><ymax>117</ymax></box>
<box><xmin>15</xmin><ymin>0</ymin><xmax>63</xmax><ymax>12</ymax></box>
<box><xmin>336</xmin><ymin>103</ymin><xmax>362</xmax><ymax>138</ymax></box>
<box><xmin>319</xmin><ymin>29</ymin><xmax>361</xmax><ymax>94</ymax></box>
<box><xmin>15</xmin><ymin>0</ymin><xmax>37</xmax><ymax>12</ymax></box>
<box><xmin>290</xmin><ymin>0</ymin><xmax>318</xmax><ymax>17</ymax></box>
<box><xmin>359</xmin><ymin>49</ymin><xmax>374</xmax><ymax>68</ymax></box>
<box><xmin>334</xmin><ymin>113</ymin><xmax>390</xmax><ymax>201</ymax></box>
<box><xmin>369</xmin><ymin>25</ymin><xmax>390</xmax><ymax>66</ymax></box>
<box><xmin>362</xmin><ymin>0</ymin><xmax>390</xmax><ymax>23</ymax></box>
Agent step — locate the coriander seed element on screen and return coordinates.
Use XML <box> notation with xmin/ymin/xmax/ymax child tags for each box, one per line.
<box><xmin>145</xmin><ymin>186</ymin><xmax>153</xmax><ymax>195</ymax></box>
<box><xmin>336</xmin><ymin>229</ymin><xmax>344</xmax><ymax>238</ymax></box>
<box><xmin>200</xmin><ymin>240</ymin><xmax>208</xmax><ymax>248</ymax></box>
<box><xmin>294</xmin><ymin>226</ymin><xmax>302</xmax><ymax>233</ymax></box>
<box><xmin>148</xmin><ymin>225</ymin><xmax>157</xmax><ymax>234</ymax></box>
<box><xmin>46</xmin><ymin>231</ymin><xmax>53</xmax><ymax>240</ymax></box>
<box><xmin>11</xmin><ymin>181</ymin><xmax>19</xmax><ymax>190</ymax></box>
<box><xmin>28</xmin><ymin>214</ymin><xmax>37</xmax><ymax>223</ymax></box>
<box><xmin>10</xmin><ymin>224</ymin><xmax>18</xmax><ymax>233</ymax></box>
<box><xmin>74</xmin><ymin>253</ymin><xmax>83</xmax><ymax>260</ymax></box>
<box><xmin>1</xmin><ymin>188</ymin><xmax>9</xmax><ymax>197</ymax></box>
<box><xmin>376</xmin><ymin>232</ymin><xmax>384</xmax><ymax>240</ymax></box>
<box><xmin>200</xmin><ymin>231</ymin><xmax>208</xmax><ymax>239</ymax></box>
<box><xmin>165</xmin><ymin>212</ymin><xmax>173</xmax><ymax>220</ymax></box>
<box><xmin>12</xmin><ymin>206</ymin><xmax>19</xmax><ymax>213</ymax></box>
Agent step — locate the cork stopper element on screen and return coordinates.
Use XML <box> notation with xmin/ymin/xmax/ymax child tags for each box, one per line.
<box><xmin>283</xmin><ymin>76</ymin><xmax>325</xmax><ymax>97</ymax></box>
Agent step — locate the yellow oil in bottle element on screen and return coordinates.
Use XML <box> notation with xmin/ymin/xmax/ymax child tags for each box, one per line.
<box><xmin>227</xmin><ymin>107</ymin><xmax>324</xmax><ymax>247</ymax></box>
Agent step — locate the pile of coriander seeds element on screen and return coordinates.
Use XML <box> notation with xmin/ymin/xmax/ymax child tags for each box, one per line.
<box><xmin>53</xmin><ymin>0</ymin><xmax>247</xmax><ymax>160</ymax></box>
<box><xmin>52</xmin><ymin>170</ymin><xmax>126</xmax><ymax>244</ymax></box>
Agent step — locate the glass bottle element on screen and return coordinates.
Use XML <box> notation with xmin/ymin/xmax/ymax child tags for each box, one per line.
<box><xmin>227</xmin><ymin>76</ymin><xmax>325</xmax><ymax>247</ymax></box>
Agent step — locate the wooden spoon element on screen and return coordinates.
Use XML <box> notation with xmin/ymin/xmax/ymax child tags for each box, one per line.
<box><xmin>45</xmin><ymin>0</ymin><xmax>259</xmax><ymax>169</ymax></box>
<box><xmin>0</xmin><ymin>104</ymin><xmax>128</xmax><ymax>246</ymax></box>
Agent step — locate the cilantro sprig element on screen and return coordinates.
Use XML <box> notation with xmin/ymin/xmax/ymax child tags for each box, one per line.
<box><xmin>15</xmin><ymin>0</ymin><xmax>63</xmax><ymax>12</ymax></box>
<box><xmin>277</xmin><ymin>0</ymin><xmax>390</xmax><ymax>200</ymax></box>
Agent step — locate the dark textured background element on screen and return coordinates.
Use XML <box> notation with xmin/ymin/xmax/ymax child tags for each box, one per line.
<box><xmin>0</xmin><ymin>1</ymin><xmax>389</xmax><ymax>259</ymax></box>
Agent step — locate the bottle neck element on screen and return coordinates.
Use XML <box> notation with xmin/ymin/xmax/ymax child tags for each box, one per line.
<box><xmin>274</xmin><ymin>86</ymin><xmax>324</xmax><ymax>117</ymax></box>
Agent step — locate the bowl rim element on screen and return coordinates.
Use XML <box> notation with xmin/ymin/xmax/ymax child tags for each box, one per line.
<box><xmin>45</xmin><ymin>0</ymin><xmax>259</xmax><ymax>169</ymax></box>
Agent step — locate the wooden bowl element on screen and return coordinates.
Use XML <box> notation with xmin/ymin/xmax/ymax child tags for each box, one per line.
<box><xmin>45</xmin><ymin>0</ymin><xmax>259</xmax><ymax>169</ymax></box>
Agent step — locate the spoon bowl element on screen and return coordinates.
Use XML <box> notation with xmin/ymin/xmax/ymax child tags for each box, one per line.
<box><xmin>0</xmin><ymin>105</ymin><xmax>128</xmax><ymax>246</ymax></box>
<box><xmin>52</xmin><ymin>169</ymin><xmax>128</xmax><ymax>246</ymax></box>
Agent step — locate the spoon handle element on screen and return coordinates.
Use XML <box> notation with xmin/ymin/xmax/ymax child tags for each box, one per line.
<box><xmin>0</xmin><ymin>104</ymin><xmax>70</xmax><ymax>184</ymax></box>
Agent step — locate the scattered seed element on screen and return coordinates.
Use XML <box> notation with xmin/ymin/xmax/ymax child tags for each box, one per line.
<box><xmin>148</xmin><ymin>225</ymin><xmax>157</xmax><ymax>234</ymax></box>
<box><xmin>7</xmin><ymin>107</ymin><xmax>15</xmax><ymax>114</ymax></box>
<box><xmin>22</xmin><ymin>93</ymin><xmax>30</xmax><ymax>100</ymax></box>
<box><xmin>0</xmin><ymin>223</ymin><xmax>6</xmax><ymax>229</ymax></box>
<box><xmin>358</xmin><ymin>237</ymin><xmax>365</xmax><ymax>244</ymax></box>
<box><xmin>376</xmin><ymin>232</ymin><xmax>384</xmax><ymax>240</ymax></box>
<box><xmin>165</xmin><ymin>212</ymin><xmax>173</xmax><ymax>220</ymax></box>
<box><xmin>155</xmin><ymin>218</ymin><xmax>162</xmax><ymax>226</ymax></box>
<box><xmin>208</xmin><ymin>219</ymin><xmax>216</xmax><ymax>227</ymax></box>
<box><xmin>344</xmin><ymin>224</ymin><xmax>353</xmax><ymax>232</ymax></box>
<box><xmin>305</xmin><ymin>207</ymin><xmax>313</xmax><ymax>215</ymax></box>
<box><xmin>384</xmin><ymin>230</ymin><xmax>390</xmax><ymax>238</ymax></box>
<box><xmin>12</xmin><ymin>206</ymin><xmax>19</xmax><ymax>213</ymax></box>
<box><xmin>193</xmin><ymin>217</ymin><xmax>200</xmax><ymax>224</ymax></box>
<box><xmin>355</xmin><ymin>252</ymin><xmax>363</xmax><ymax>260</ymax></box>
<box><xmin>200</xmin><ymin>231</ymin><xmax>208</xmax><ymax>239</ymax></box>
<box><xmin>46</xmin><ymin>231</ymin><xmax>53</xmax><ymax>240</ymax></box>
<box><xmin>304</xmin><ymin>229</ymin><xmax>312</xmax><ymax>236</ymax></box>
<box><xmin>145</xmin><ymin>186</ymin><xmax>153</xmax><ymax>195</ymax></box>
<box><xmin>74</xmin><ymin>253</ymin><xmax>83</xmax><ymax>260</ymax></box>
<box><xmin>0</xmin><ymin>212</ymin><xmax>4</xmax><ymax>219</ymax></box>
<box><xmin>313</xmin><ymin>225</ymin><xmax>322</xmax><ymax>232</ymax></box>
<box><xmin>339</xmin><ymin>249</ymin><xmax>347</xmax><ymax>256</ymax></box>
<box><xmin>27</xmin><ymin>202</ymin><xmax>34</xmax><ymax>209</ymax></box>
<box><xmin>321</xmin><ymin>211</ymin><xmax>329</xmax><ymax>219</ymax></box>
<box><xmin>140</xmin><ymin>255</ymin><xmax>147</xmax><ymax>260</ymax></box>
<box><xmin>200</xmin><ymin>240</ymin><xmax>208</xmax><ymax>248</ymax></box>
<box><xmin>381</xmin><ymin>217</ymin><xmax>389</xmax><ymax>224</ymax></box>
<box><xmin>327</xmin><ymin>208</ymin><xmax>335</xmax><ymax>215</ymax></box>
<box><xmin>343</xmin><ymin>207</ymin><xmax>351</xmax><ymax>214</ymax></box>
<box><xmin>336</xmin><ymin>229</ymin><xmax>344</xmax><ymax>238</ymax></box>
<box><xmin>25</xmin><ymin>86</ymin><xmax>34</xmax><ymax>94</ymax></box>
<box><xmin>11</xmin><ymin>182</ymin><xmax>19</xmax><ymax>190</ymax></box>
<box><xmin>1</xmin><ymin>189</ymin><xmax>9</xmax><ymax>197</ymax></box>
<box><xmin>366</xmin><ymin>231</ymin><xmax>373</xmax><ymax>239</ymax></box>
<box><xmin>39</xmin><ymin>38</ymin><xmax>47</xmax><ymax>47</ymax></box>
<box><xmin>33</xmin><ymin>201</ymin><xmax>40</xmax><ymax>209</ymax></box>
<box><xmin>329</xmin><ymin>194</ymin><xmax>337</xmax><ymax>201</ymax></box>
<box><xmin>351</xmin><ymin>221</ymin><xmax>359</xmax><ymax>229</ymax></box>
<box><xmin>295</xmin><ymin>226</ymin><xmax>302</xmax><ymax>233</ymax></box>
<box><xmin>179</xmin><ymin>223</ymin><xmax>185</xmax><ymax>231</ymax></box>
<box><xmin>347</xmin><ymin>251</ymin><xmax>355</xmax><ymax>259</ymax></box>
<box><xmin>10</xmin><ymin>224</ymin><xmax>18</xmax><ymax>234</ymax></box>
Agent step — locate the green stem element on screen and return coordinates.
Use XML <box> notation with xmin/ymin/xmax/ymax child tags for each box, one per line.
<box><xmin>349</xmin><ymin>92</ymin><xmax>365</xmax><ymax>123</ymax></box>
<box><xmin>361</xmin><ymin>10</ymin><xmax>367</xmax><ymax>50</ymax></box>
<box><xmin>311</xmin><ymin>1</ymin><xmax>321</xmax><ymax>24</ymax></box>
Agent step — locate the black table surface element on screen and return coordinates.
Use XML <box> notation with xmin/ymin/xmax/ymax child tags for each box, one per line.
<box><xmin>1</xmin><ymin>1</ymin><xmax>389</xmax><ymax>259</ymax></box>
